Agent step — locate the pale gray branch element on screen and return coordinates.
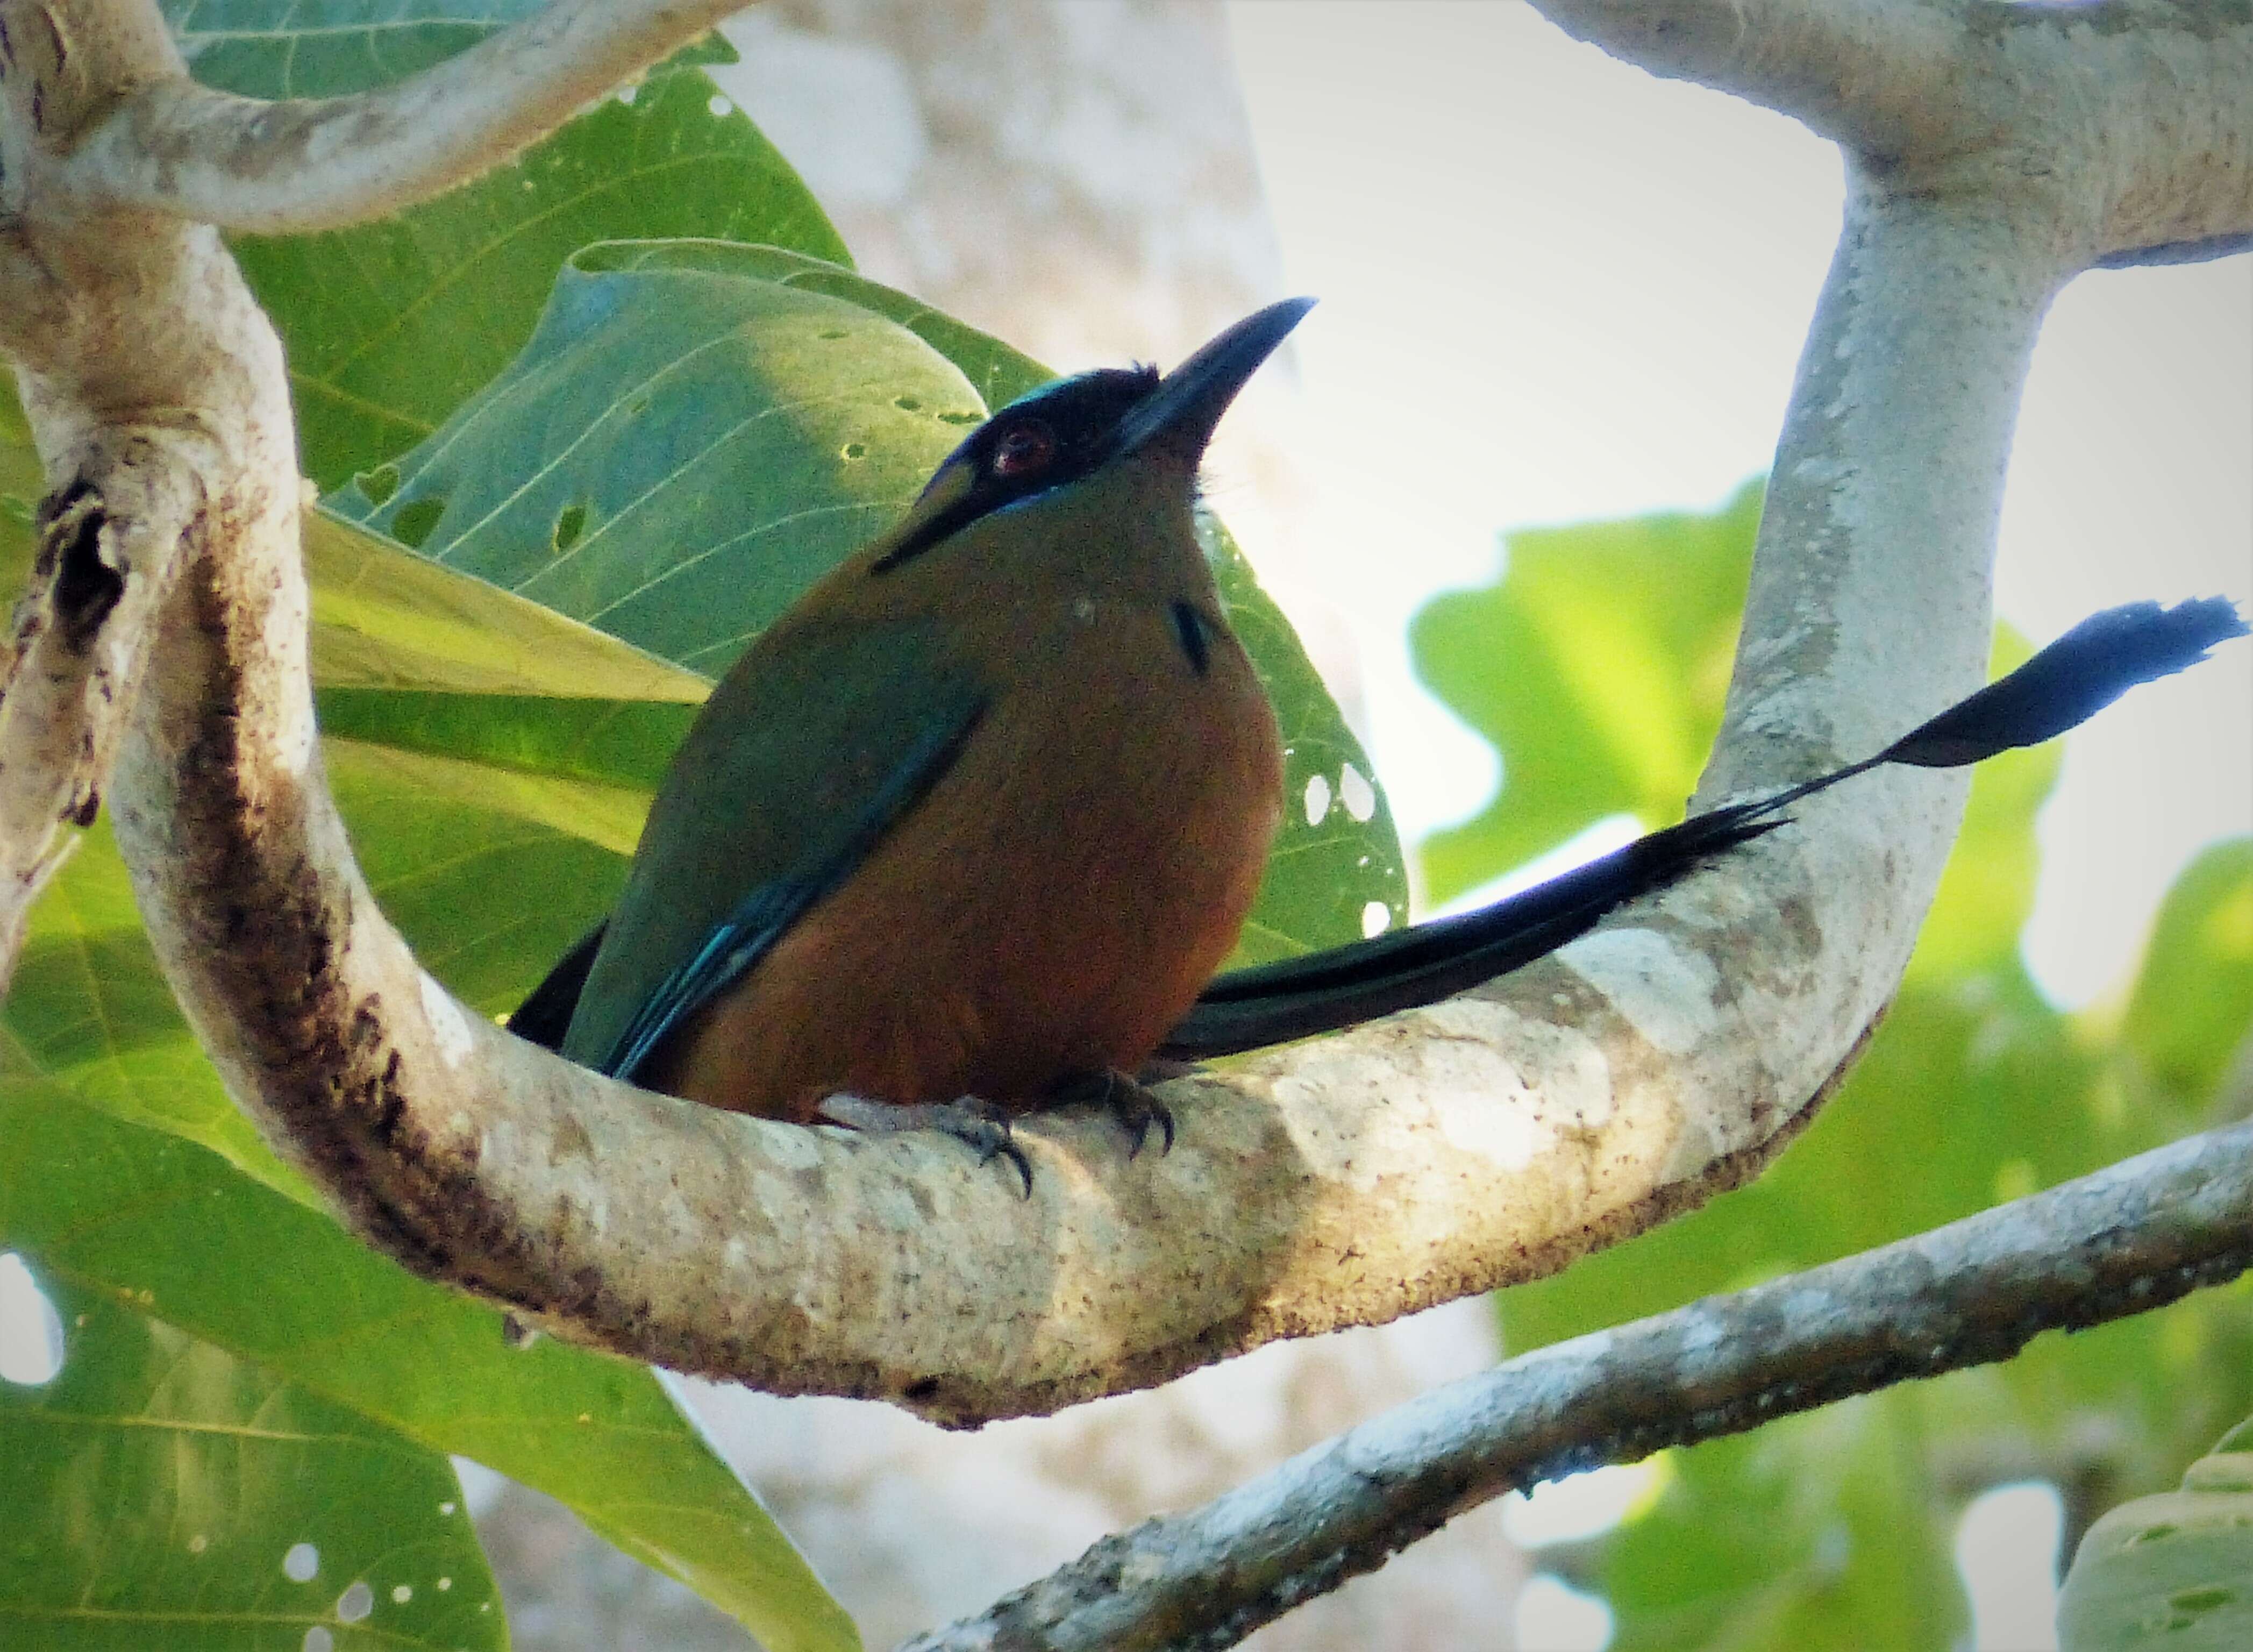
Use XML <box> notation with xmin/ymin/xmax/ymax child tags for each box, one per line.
<box><xmin>904</xmin><ymin>1121</ymin><xmax>2253</xmax><ymax>1652</ymax></box>
<box><xmin>51</xmin><ymin>0</ymin><xmax>746</xmax><ymax>233</ymax></box>
<box><xmin>0</xmin><ymin>0</ymin><xmax>2242</xmax><ymax>1572</ymax></box>
<box><xmin>85</xmin><ymin>98</ymin><xmax>2047</xmax><ymax>1426</ymax></box>
<box><xmin>0</xmin><ymin>0</ymin><xmax>2193</xmax><ymax>1433</ymax></box>
<box><xmin>1535</xmin><ymin>0</ymin><xmax>2253</xmax><ymax>263</ymax></box>
<box><xmin>1532</xmin><ymin>0</ymin><xmax>1960</xmax><ymax>152</ymax></box>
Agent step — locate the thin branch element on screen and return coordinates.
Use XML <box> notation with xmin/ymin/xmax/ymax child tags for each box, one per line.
<box><xmin>50</xmin><ymin>0</ymin><xmax>746</xmax><ymax>234</ymax></box>
<box><xmin>904</xmin><ymin>1121</ymin><xmax>2253</xmax><ymax>1652</ymax></box>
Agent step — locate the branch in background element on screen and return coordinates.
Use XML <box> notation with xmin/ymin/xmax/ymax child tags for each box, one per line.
<box><xmin>906</xmin><ymin>1121</ymin><xmax>2253</xmax><ymax>1652</ymax></box>
<box><xmin>1524</xmin><ymin>0</ymin><xmax>1959</xmax><ymax>153</ymax></box>
<box><xmin>1539</xmin><ymin>0</ymin><xmax>2253</xmax><ymax>264</ymax></box>
<box><xmin>51</xmin><ymin>0</ymin><xmax>747</xmax><ymax>234</ymax></box>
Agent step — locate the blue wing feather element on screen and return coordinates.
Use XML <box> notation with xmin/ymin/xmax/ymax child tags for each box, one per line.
<box><xmin>589</xmin><ymin>696</ymin><xmax>986</xmax><ymax>1081</ymax></box>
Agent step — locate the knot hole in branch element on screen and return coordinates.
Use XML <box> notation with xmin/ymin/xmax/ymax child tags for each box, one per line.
<box><xmin>35</xmin><ymin>478</ymin><xmax>125</xmax><ymax>647</ymax></box>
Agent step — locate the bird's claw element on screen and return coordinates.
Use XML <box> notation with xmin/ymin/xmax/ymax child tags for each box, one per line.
<box><xmin>1050</xmin><ymin>1067</ymin><xmax>1175</xmax><ymax>1158</ymax></box>
<box><xmin>816</xmin><ymin>1092</ymin><xmax>1034</xmax><ymax>1197</ymax></box>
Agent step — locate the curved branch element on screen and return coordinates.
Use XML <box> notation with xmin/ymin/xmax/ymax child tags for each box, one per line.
<box><xmin>49</xmin><ymin>0</ymin><xmax>746</xmax><ymax>234</ymax></box>
<box><xmin>903</xmin><ymin>1122</ymin><xmax>2253</xmax><ymax>1651</ymax></box>
<box><xmin>5</xmin><ymin>0</ymin><xmax>2247</xmax><ymax>1442</ymax></box>
<box><xmin>95</xmin><ymin>163</ymin><xmax>2044</xmax><ymax>1426</ymax></box>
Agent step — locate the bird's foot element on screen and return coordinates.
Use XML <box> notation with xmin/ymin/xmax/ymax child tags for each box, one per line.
<box><xmin>1048</xmin><ymin>1067</ymin><xmax>1175</xmax><ymax>1158</ymax></box>
<box><xmin>816</xmin><ymin>1092</ymin><xmax>1033</xmax><ymax>1198</ymax></box>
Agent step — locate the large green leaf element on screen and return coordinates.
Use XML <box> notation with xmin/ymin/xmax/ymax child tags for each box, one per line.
<box><xmin>1412</xmin><ymin>481</ymin><xmax>1760</xmax><ymax>906</ymax></box>
<box><xmin>1601</xmin><ymin>1393</ymin><xmax>1963</xmax><ymax>1652</ymax></box>
<box><xmin>161</xmin><ymin>1</ymin><xmax>847</xmax><ymax>488</ymax></box>
<box><xmin>331</xmin><ymin>239</ymin><xmax>1406</xmax><ymax>956</ymax></box>
<box><xmin>2061</xmin><ymin>1418</ymin><xmax>2253</xmax><ymax>1652</ymax></box>
<box><xmin>2121</xmin><ymin>839</ymin><xmax>2253</xmax><ymax>1108</ymax></box>
<box><xmin>3</xmin><ymin>396</ymin><xmax>842</xmax><ymax>1643</ymax></box>
<box><xmin>332</xmin><ymin>246</ymin><xmax>986</xmax><ymax>673</ymax></box>
<box><xmin>0</xmin><ymin>1084</ymin><xmax>859</xmax><ymax>1652</ymax></box>
<box><xmin>1411</xmin><ymin>489</ymin><xmax>2253</xmax><ymax>1647</ymax></box>
<box><xmin>163</xmin><ymin>0</ymin><xmax>551</xmax><ymax>96</ymax></box>
<box><xmin>0</xmin><ymin>1276</ymin><xmax>505</xmax><ymax>1650</ymax></box>
<box><xmin>2</xmin><ymin>403</ymin><xmax>697</xmax><ymax>1193</ymax></box>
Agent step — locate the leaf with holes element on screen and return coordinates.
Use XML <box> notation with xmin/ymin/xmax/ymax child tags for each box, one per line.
<box><xmin>0</xmin><ymin>1273</ymin><xmax>507</xmax><ymax>1651</ymax></box>
<box><xmin>160</xmin><ymin>0</ymin><xmax>846</xmax><ymax>488</ymax></box>
<box><xmin>2060</xmin><ymin>1419</ymin><xmax>2253</xmax><ymax>1652</ymax></box>
<box><xmin>0</xmin><ymin>1087</ymin><xmax>860</xmax><ymax>1652</ymax></box>
<box><xmin>329</xmin><ymin>239</ymin><xmax>1406</xmax><ymax>956</ymax></box>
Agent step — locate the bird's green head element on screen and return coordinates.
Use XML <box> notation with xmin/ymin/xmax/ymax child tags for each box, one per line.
<box><xmin>869</xmin><ymin>296</ymin><xmax>1315</xmax><ymax>576</ymax></box>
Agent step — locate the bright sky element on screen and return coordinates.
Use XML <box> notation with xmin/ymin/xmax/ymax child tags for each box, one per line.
<box><xmin>1226</xmin><ymin>0</ymin><xmax>2253</xmax><ymax>1009</ymax></box>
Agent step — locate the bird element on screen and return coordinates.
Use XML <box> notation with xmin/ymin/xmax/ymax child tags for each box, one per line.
<box><xmin>517</xmin><ymin>297</ymin><xmax>1314</xmax><ymax>1179</ymax></box>
<box><xmin>514</xmin><ymin>293</ymin><xmax>2249</xmax><ymax>1183</ymax></box>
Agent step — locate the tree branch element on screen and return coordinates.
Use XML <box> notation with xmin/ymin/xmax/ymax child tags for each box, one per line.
<box><xmin>0</xmin><ymin>0</ymin><xmax>2245</xmax><ymax>1464</ymax></box>
<box><xmin>47</xmin><ymin>0</ymin><xmax>747</xmax><ymax>234</ymax></box>
<box><xmin>1538</xmin><ymin>0</ymin><xmax>2253</xmax><ymax>264</ymax></box>
<box><xmin>903</xmin><ymin>1121</ymin><xmax>2253</xmax><ymax>1651</ymax></box>
<box><xmin>72</xmin><ymin>31</ymin><xmax>2055</xmax><ymax>1420</ymax></box>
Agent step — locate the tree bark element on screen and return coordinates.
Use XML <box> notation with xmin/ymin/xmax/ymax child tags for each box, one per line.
<box><xmin>0</xmin><ymin>0</ymin><xmax>2245</xmax><ymax>1440</ymax></box>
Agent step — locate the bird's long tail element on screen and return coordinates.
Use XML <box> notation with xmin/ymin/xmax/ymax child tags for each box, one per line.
<box><xmin>1159</xmin><ymin>598</ymin><xmax>2248</xmax><ymax>1060</ymax></box>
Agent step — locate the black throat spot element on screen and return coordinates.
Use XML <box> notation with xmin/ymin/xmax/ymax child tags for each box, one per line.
<box><xmin>1172</xmin><ymin>601</ymin><xmax>1211</xmax><ymax>677</ymax></box>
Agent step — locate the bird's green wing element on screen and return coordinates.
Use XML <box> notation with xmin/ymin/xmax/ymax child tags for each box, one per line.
<box><xmin>558</xmin><ymin>617</ymin><xmax>988</xmax><ymax>1080</ymax></box>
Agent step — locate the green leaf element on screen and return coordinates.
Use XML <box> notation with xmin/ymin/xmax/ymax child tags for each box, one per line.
<box><xmin>330</xmin><ymin>246</ymin><xmax>987</xmax><ymax>675</ymax></box>
<box><xmin>1601</xmin><ymin>1394</ymin><xmax>1964</xmax><ymax>1652</ymax></box>
<box><xmin>304</xmin><ymin>505</ymin><xmax>711</xmax><ymax>703</ymax></box>
<box><xmin>3</xmin><ymin>740</ymin><xmax>650</xmax><ymax>1204</ymax></box>
<box><xmin>0</xmin><ymin>1273</ymin><xmax>505</xmax><ymax>1650</ymax></box>
<box><xmin>0</xmin><ymin>1088</ymin><xmax>860</xmax><ymax>1652</ymax></box>
<box><xmin>329</xmin><ymin>238</ymin><xmax>1405</xmax><ymax>955</ymax></box>
<box><xmin>2060</xmin><ymin>1422</ymin><xmax>2253</xmax><ymax>1652</ymax></box>
<box><xmin>165</xmin><ymin>0</ymin><xmax>553</xmax><ymax>98</ymax></box>
<box><xmin>1411</xmin><ymin>481</ymin><xmax>1760</xmax><ymax>906</ymax></box>
<box><xmin>1412</xmin><ymin>488</ymin><xmax>2253</xmax><ymax>1644</ymax></box>
<box><xmin>1</xmin><ymin>411</ymin><xmax>696</xmax><ymax>1190</ymax></box>
<box><xmin>167</xmin><ymin>1</ymin><xmax>845</xmax><ymax>488</ymax></box>
<box><xmin>2</xmin><ymin>813</ymin><xmax>306</xmax><ymax>1202</ymax></box>
<box><xmin>2121</xmin><ymin>839</ymin><xmax>2253</xmax><ymax>1106</ymax></box>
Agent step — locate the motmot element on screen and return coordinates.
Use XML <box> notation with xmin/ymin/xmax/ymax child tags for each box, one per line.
<box><xmin>519</xmin><ymin>297</ymin><xmax>1310</xmax><ymax>1171</ymax></box>
<box><xmin>514</xmin><ymin>296</ymin><xmax>2247</xmax><ymax>1181</ymax></box>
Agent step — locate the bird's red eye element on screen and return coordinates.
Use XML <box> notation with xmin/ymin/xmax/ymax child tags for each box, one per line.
<box><xmin>990</xmin><ymin>421</ymin><xmax>1056</xmax><ymax>479</ymax></box>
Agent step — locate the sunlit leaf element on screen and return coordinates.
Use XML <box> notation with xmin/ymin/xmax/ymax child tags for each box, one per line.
<box><xmin>1602</xmin><ymin>1393</ymin><xmax>1962</xmax><ymax>1652</ymax></box>
<box><xmin>1411</xmin><ymin>482</ymin><xmax>1759</xmax><ymax>905</ymax></box>
<box><xmin>2121</xmin><ymin>839</ymin><xmax>2253</xmax><ymax>1106</ymax></box>
<box><xmin>0</xmin><ymin>1273</ymin><xmax>505</xmax><ymax>1650</ymax></box>
<box><xmin>0</xmin><ymin>1088</ymin><xmax>859</xmax><ymax>1652</ymax></box>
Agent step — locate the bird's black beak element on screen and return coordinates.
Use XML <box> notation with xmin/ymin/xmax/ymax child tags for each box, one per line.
<box><xmin>1110</xmin><ymin>296</ymin><xmax>1316</xmax><ymax>464</ymax></box>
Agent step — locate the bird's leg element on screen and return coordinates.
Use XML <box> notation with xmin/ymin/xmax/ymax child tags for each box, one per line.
<box><xmin>815</xmin><ymin>1092</ymin><xmax>1034</xmax><ymax>1197</ymax></box>
<box><xmin>1047</xmin><ymin>1068</ymin><xmax>1175</xmax><ymax>1158</ymax></box>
